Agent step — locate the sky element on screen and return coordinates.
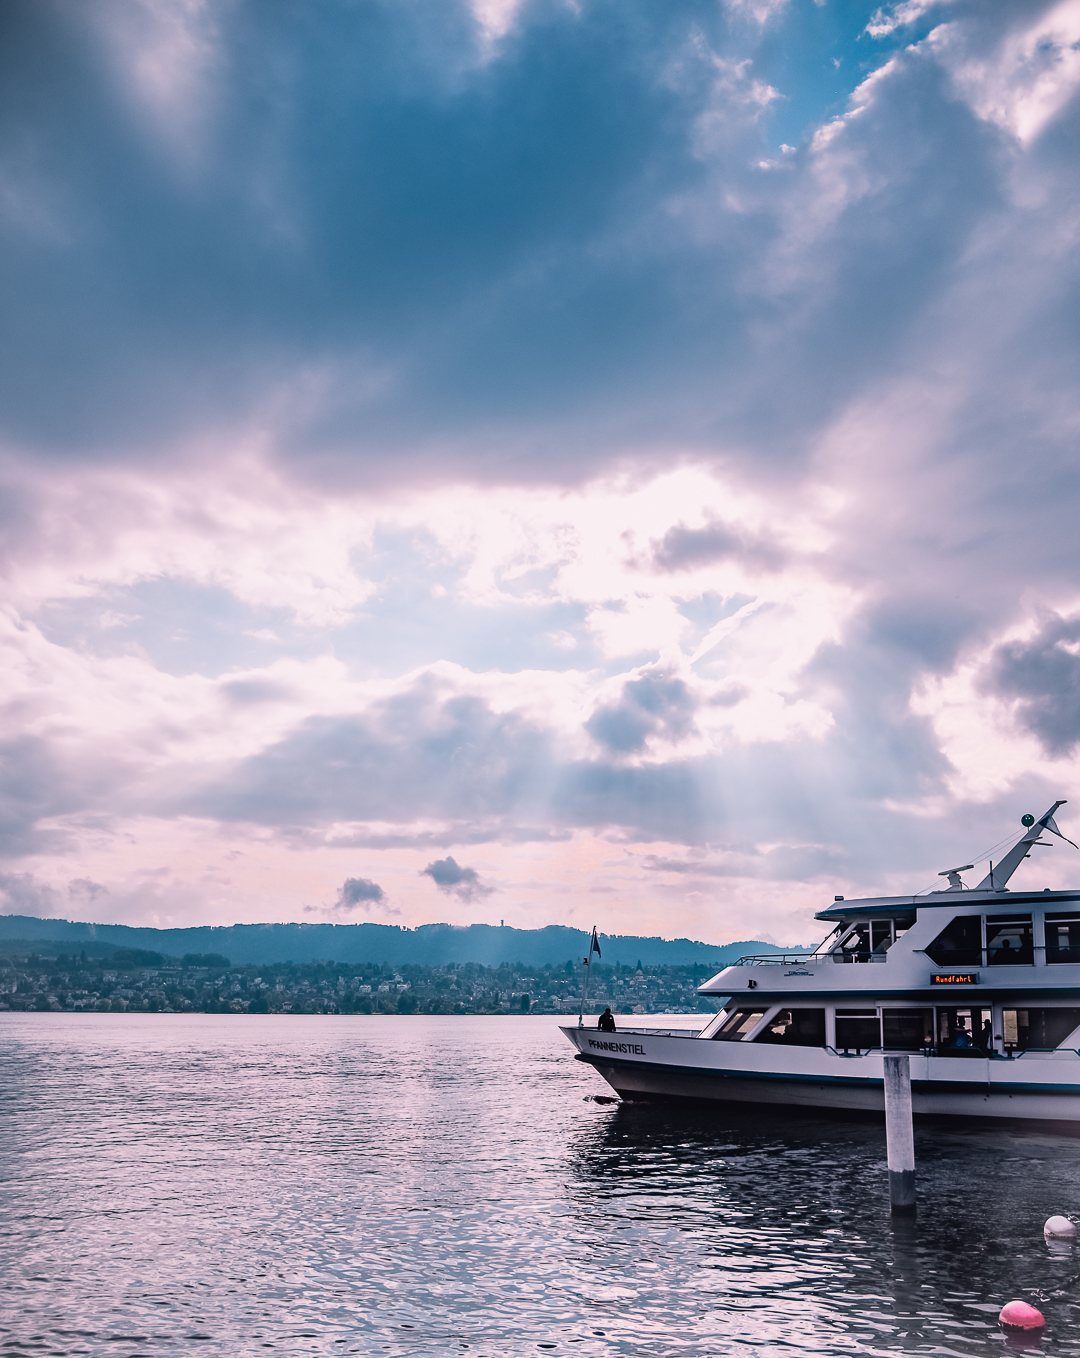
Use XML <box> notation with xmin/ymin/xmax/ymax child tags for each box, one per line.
<box><xmin>3</xmin><ymin>0</ymin><xmax>1080</xmax><ymax>947</ymax></box>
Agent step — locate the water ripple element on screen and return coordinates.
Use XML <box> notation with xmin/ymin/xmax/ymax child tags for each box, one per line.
<box><xmin>2</xmin><ymin>1015</ymin><xmax>1080</xmax><ymax>1355</ymax></box>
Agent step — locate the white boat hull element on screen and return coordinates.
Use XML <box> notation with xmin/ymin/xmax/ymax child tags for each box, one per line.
<box><xmin>562</xmin><ymin>1025</ymin><xmax>1080</xmax><ymax>1123</ymax></box>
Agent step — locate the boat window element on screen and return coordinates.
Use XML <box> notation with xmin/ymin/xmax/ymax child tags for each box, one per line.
<box><xmin>712</xmin><ymin>1008</ymin><xmax>767</xmax><ymax>1041</ymax></box>
<box><xmin>697</xmin><ymin>1009</ymin><xmax>734</xmax><ymax>1039</ymax></box>
<box><xmin>871</xmin><ymin>922</ymin><xmax>894</xmax><ymax>955</ymax></box>
<box><xmin>1002</xmin><ymin>1008</ymin><xmax>1080</xmax><ymax>1052</ymax></box>
<box><xmin>753</xmin><ymin>1009</ymin><xmax>826</xmax><ymax>1047</ymax></box>
<box><xmin>835</xmin><ymin>1010</ymin><xmax>880</xmax><ymax>1050</ymax></box>
<box><xmin>883</xmin><ymin>1009</ymin><xmax>933</xmax><ymax>1050</ymax></box>
<box><xmin>986</xmin><ymin>914</ymin><xmax>1033</xmax><ymax>965</ymax></box>
<box><xmin>833</xmin><ymin>923</ymin><xmax>871</xmax><ymax>963</ymax></box>
<box><xmin>925</xmin><ymin>915</ymin><xmax>982</xmax><ymax>967</ymax></box>
<box><xmin>936</xmin><ymin>1007</ymin><xmax>992</xmax><ymax>1055</ymax></box>
<box><xmin>1045</xmin><ymin>912</ymin><xmax>1080</xmax><ymax>964</ymax></box>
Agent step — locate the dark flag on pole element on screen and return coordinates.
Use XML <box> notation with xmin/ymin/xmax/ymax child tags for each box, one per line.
<box><xmin>579</xmin><ymin>926</ymin><xmax>602</xmax><ymax>1028</ymax></box>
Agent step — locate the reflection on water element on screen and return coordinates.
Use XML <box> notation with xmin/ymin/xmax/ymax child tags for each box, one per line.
<box><xmin>1</xmin><ymin>1014</ymin><xmax>1079</xmax><ymax>1356</ymax></box>
<box><xmin>569</xmin><ymin>1100</ymin><xmax>1080</xmax><ymax>1354</ymax></box>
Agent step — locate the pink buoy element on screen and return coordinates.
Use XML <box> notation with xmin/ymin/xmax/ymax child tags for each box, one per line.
<box><xmin>999</xmin><ymin>1300</ymin><xmax>1045</xmax><ymax>1331</ymax></box>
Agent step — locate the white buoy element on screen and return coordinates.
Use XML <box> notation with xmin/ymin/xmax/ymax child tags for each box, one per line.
<box><xmin>1044</xmin><ymin>1215</ymin><xmax>1076</xmax><ymax>1238</ymax></box>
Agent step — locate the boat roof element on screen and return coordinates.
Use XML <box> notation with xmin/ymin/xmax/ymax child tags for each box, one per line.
<box><xmin>815</xmin><ymin>889</ymin><xmax>1080</xmax><ymax>922</ymax></box>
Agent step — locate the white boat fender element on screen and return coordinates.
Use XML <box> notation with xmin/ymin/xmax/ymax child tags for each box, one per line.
<box><xmin>1044</xmin><ymin>1216</ymin><xmax>1076</xmax><ymax>1238</ymax></box>
<box><xmin>999</xmin><ymin>1300</ymin><xmax>1045</xmax><ymax>1331</ymax></box>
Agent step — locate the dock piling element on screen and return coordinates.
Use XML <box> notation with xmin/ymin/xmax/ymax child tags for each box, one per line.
<box><xmin>883</xmin><ymin>1053</ymin><xmax>915</xmax><ymax>1215</ymax></box>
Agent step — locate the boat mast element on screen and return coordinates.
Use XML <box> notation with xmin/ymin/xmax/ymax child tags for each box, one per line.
<box><xmin>973</xmin><ymin>800</ymin><xmax>1074</xmax><ymax>890</ymax></box>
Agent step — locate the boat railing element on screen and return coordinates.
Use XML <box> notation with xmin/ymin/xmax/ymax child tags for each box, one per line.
<box><xmin>731</xmin><ymin>953</ymin><xmax>823</xmax><ymax>966</ymax></box>
<box><xmin>610</xmin><ymin>1026</ymin><xmax>703</xmax><ymax>1038</ymax></box>
<box><xmin>828</xmin><ymin>1045</ymin><xmax>1080</xmax><ymax>1060</ymax></box>
<box><xmin>580</xmin><ymin>1025</ymin><xmax>703</xmax><ymax>1038</ymax></box>
<box><xmin>1005</xmin><ymin>1047</ymin><xmax>1080</xmax><ymax>1059</ymax></box>
<box><xmin>733</xmin><ymin>950</ymin><xmax>892</xmax><ymax>965</ymax></box>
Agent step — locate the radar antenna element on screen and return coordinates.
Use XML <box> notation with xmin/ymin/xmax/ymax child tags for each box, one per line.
<box><xmin>938</xmin><ymin>864</ymin><xmax>974</xmax><ymax>891</ymax></box>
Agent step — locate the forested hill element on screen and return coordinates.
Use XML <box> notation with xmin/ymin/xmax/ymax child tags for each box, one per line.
<box><xmin>0</xmin><ymin>915</ymin><xmax>804</xmax><ymax>968</ymax></box>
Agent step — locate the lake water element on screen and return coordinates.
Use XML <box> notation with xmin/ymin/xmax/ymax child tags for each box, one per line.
<box><xmin>3</xmin><ymin>1014</ymin><xmax>1080</xmax><ymax>1357</ymax></box>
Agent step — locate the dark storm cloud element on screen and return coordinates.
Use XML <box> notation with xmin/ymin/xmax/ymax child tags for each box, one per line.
<box><xmin>335</xmin><ymin>876</ymin><xmax>387</xmax><ymax>909</ymax></box>
<box><xmin>586</xmin><ymin>671</ymin><xmax>698</xmax><ymax>754</ymax></box>
<box><xmin>0</xmin><ymin>0</ymin><xmax>711</xmax><ymax>465</ymax></box>
<box><xmin>421</xmin><ymin>855</ymin><xmax>492</xmax><ymax>902</ymax></box>
<box><xmin>0</xmin><ymin>0</ymin><xmax>1016</xmax><ymax>487</ymax></box>
<box><xmin>983</xmin><ymin>615</ymin><xmax>1080</xmax><ymax>756</ymax></box>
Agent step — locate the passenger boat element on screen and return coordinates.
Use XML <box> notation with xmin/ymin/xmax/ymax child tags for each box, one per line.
<box><xmin>562</xmin><ymin>801</ymin><xmax>1080</xmax><ymax>1122</ymax></box>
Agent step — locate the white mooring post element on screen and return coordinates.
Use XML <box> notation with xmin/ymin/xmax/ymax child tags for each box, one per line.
<box><xmin>883</xmin><ymin>1053</ymin><xmax>916</xmax><ymax>1215</ymax></box>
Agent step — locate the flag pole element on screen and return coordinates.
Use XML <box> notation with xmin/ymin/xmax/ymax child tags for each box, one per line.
<box><xmin>578</xmin><ymin>926</ymin><xmax>599</xmax><ymax>1028</ymax></box>
<box><xmin>578</xmin><ymin>938</ymin><xmax>590</xmax><ymax>1028</ymax></box>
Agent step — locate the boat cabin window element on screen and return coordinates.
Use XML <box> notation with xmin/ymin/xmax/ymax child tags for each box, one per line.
<box><xmin>883</xmin><ymin>1008</ymin><xmax>933</xmax><ymax>1051</ymax></box>
<box><xmin>926</xmin><ymin>915</ymin><xmax>982</xmax><ymax>967</ymax></box>
<box><xmin>926</xmin><ymin>913</ymin><xmax>1036</xmax><ymax>967</ymax></box>
<box><xmin>830</xmin><ymin>919</ymin><xmax>907</xmax><ymax>963</ymax></box>
<box><xmin>712</xmin><ymin>1008</ymin><xmax>767</xmax><ymax>1041</ymax></box>
<box><xmin>835</xmin><ymin>1010</ymin><xmax>879</xmax><ymax>1051</ymax></box>
<box><xmin>753</xmin><ymin>1008</ymin><xmax>826</xmax><ymax>1047</ymax></box>
<box><xmin>1045</xmin><ymin>912</ymin><xmax>1080</xmax><ymax>964</ymax></box>
<box><xmin>1002</xmin><ymin>1008</ymin><xmax>1080</xmax><ymax>1052</ymax></box>
<box><xmin>833</xmin><ymin>923</ymin><xmax>870</xmax><ymax>962</ymax></box>
<box><xmin>936</xmin><ymin>1007</ymin><xmax>992</xmax><ymax>1056</ymax></box>
<box><xmin>697</xmin><ymin>1009</ymin><xmax>735</xmax><ymax>1039</ymax></box>
<box><xmin>986</xmin><ymin>914</ymin><xmax>1033</xmax><ymax>965</ymax></box>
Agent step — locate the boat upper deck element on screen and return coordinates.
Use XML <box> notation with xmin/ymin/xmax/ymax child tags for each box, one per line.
<box><xmin>699</xmin><ymin>803</ymin><xmax>1080</xmax><ymax>1003</ymax></box>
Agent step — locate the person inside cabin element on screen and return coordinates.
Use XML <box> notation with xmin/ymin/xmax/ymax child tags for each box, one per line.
<box><xmin>598</xmin><ymin>1007</ymin><xmax>616</xmax><ymax>1033</ymax></box>
<box><xmin>980</xmin><ymin>1020</ymin><xmax>993</xmax><ymax>1054</ymax></box>
<box><xmin>841</xmin><ymin>924</ymin><xmax>872</xmax><ymax>962</ymax></box>
<box><xmin>950</xmin><ymin>1017</ymin><xmax>973</xmax><ymax>1050</ymax></box>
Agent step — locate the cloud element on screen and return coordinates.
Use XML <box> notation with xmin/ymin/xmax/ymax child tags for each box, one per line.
<box><xmin>0</xmin><ymin>871</ymin><xmax>62</xmax><ymax>917</ymax></box>
<box><xmin>1</xmin><ymin>0</ymin><xmax>1080</xmax><ymax>945</ymax></box>
<box><xmin>652</xmin><ymin>520</ymin><xmax>785</xmax><ymax>573</ymax></box>
<box><xmin>331</xmin><ymin>874</ymin><xmax>399</xmax><ymax>918</ymax></box>
<box><xmin>643</xmin><ymin>843</ymin><xmax>849</xmax><ymax>881</ymax></box>
<box><xmin>982</xmin><ymin>614</ymin><xmax>1080</xmax><ymax>757</ymax></box>
<box><xmin>586</xmin><ymin>670</ymin><xmax>699</xmax><ymax>756</ymax></box>
<box><xmin>334</xmin><ymin>875</ymin><xmax>393</xmax><ymax>912</ymax></box>
<box><xmin>931</xmin><ymin>0</ymin><xmax>1080</xmax><ymax>144</ymax></box>
<box><xmin>186</xmin><ymin>675</ymin><xmax>558</xmax><ymax>831</ymax></box>
<box><xmin>865</xmin><ymin>0</ymin><xmax>956</xmax><ymax>40</ymax></box>
<box><xmin>421</xmin><ymin>855</ymin><xmax>494</xmax><ymax>902</ymax></box>
<box><xmin>0</xmin><ymin>872</ymin><xmax>109</xmax><ymax>918</ymax></box>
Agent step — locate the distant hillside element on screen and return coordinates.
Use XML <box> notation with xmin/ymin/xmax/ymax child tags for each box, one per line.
<box><xmin>0</xmin><ymin>915</ymin><xmax>804</xmax><ymax>968</ymax></box>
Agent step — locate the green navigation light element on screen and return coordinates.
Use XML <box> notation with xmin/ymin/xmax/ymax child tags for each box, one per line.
<box><xmin>1021</xmin><ymin>813</ymin><xmax>1035</xmax><ymax>827</ymax></box>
